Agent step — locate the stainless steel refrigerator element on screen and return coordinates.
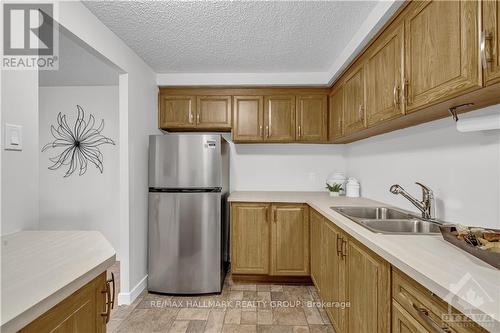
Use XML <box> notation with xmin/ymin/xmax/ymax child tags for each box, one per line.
<box><xmin>148</xmin><ymin>134</ymin><xmax>229</xmax><ymax>294</ymax></box>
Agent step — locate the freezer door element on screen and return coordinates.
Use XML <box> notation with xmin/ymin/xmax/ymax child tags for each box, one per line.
<box><xmin>148</xmin><ymin>192</ymin><xmax>222</xmax><ymax>294</ymax></box>
<box><xmin>149</xmin><ymin>134</ymin><xmax>221</xmax><ymax>188</ymax></box>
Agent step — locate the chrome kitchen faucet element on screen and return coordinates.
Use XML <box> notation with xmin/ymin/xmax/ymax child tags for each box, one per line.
<box><xmin>390</xmin><ymin>182</ymin><xmax>435</xmax><ymax>219</ymax></box>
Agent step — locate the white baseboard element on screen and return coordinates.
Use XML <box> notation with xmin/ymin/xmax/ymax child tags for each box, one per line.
<box><xmin>117</xmin><ymin>275</ymin><xmax>147</xmax><ymax>305</ymax></box>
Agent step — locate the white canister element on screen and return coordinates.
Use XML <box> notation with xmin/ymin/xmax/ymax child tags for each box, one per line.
<box><xmin>345</xmin><ymin>178</ymin><xmax>360</xmax><ymax>198</ymax></box>
<box><xmin>327</xmin><ymin>172</ymin><xmax>347</xmax><ymax>195</ymax></box>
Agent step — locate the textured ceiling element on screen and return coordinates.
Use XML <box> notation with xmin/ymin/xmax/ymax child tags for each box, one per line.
<box><xmin>83</xmin><ymin>1</ymin><xmax>377</xmax><ymax>74</ymax></box>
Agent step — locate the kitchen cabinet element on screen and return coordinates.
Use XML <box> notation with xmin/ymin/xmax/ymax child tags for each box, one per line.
<box><xmin>392</xmin><ymin>269</ymin><xmax>487</xmax><ymax>333</ymax></box>
<box><xmin>403</xmin><ymin>0</ymin><xmax>481</xmax><ymax>112</ymax></box>
<box><xmin>296</xmin><ymin>95</ymin><xmax>328</xmax><ymax>142</ymax></box>
<box><xmin>328</xmin><ymin>84</ymin><xmax>344</xmax><ymax>141</ymax></box>
<box><xmin>343</xmin><ymin>64</ymin><xmax>366</xmax><ymax>135</ymax></box>
<box><xmin>346</xmin><ymin>238</ymin><xmax>391</xmax><ymax>333</ymax></box>
<box><xmin>19</xmin><ymin>272</ymin><xmax>111</xmax><ymax>332</ymax></box>
<box><xmin>196</xmin><ymin>96</ymin><xmax>232</xmax><ymax>129</ymax></box>
<box><xmin>321</xmin><ymin>219</ymin><xmax>347</xmax><ymax>333</ymax></box>
<box><xmin>483</xmin><ymin>0</ymin><xmax>500</xmax><ymax>85</ymax></box>
<box><xmin>231</xmin><ymin>203</ymin><xmax>270</xmax><ymax>274</ymax></box>
<box><xmin>309</xmin><ymin>209</ymin><xmax>323</xmax><ymax>290</ymax></box>
<box><xmin>365</xmin><ymin>22</ymin><xmax>404</xmax><ymax>126</ymax></box>
<box><xmin>232</xmin><ymin>96</ymin><xmax>264</xmax><ymax>142</ymax></box>
<box><xmin>159</xmin><ymin>95</ymin><xmax>196</xmax><ymax>129</ymax></box>
<box><xmin>392</xmin><ymin>300</ymin><xmax>428</xmax><ymax>333</ymax></box>
<box><xmin>264</xmin><ymin>95</ymin><xmax>296</xmax><ymax>142</ymax></box>
<box><xmin>271</xmin><ymin>204</ymin><xmax>309</xmax><ymax>276</ymax></box>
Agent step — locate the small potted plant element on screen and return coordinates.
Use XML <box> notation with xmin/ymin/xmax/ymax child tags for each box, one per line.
<box><xmin>326</xmin><ymin>183</ymin><xmax>343</xmax><ymax>197</ymax></box>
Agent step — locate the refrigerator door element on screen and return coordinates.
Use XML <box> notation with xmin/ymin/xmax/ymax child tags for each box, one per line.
<box><xmin>148</xmin><ymin>191</ymin><xmax>222</xmax><ymax>294</ymax></box>
<box><xmin>149</xmin><ymin>134</ymin><xmax>221</xmax><ymax>189</ymax></box>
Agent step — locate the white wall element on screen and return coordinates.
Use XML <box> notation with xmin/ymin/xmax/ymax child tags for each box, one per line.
<box><xmin>228</xmin><ymin>141</ymin><xmax>346</xmax><ymax>191</ymax></box>
<box><xmin>346</xmin><ymin>105</ymin><xmax>500</xmax><ymax>228</ymax></box>
<box><xmin>1</xmin><ymin>71</ymin><xmax>39</xmax><ymax>235</ymax></box>
<box><xmin>38</xmin><ymin>86</ymin><xmax>120</xmax><ymax>257</ymax></box>
<box><xmin>57</xmin><ymin>2</ymin><xmax>158</xmax><ymax>304</ymax></box>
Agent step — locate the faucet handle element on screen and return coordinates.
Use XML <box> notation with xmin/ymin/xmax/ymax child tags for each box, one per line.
<box><xmin>415</xmin><ymin>182</ymin><xmax>433</xmax><ymax>197</ymax></box>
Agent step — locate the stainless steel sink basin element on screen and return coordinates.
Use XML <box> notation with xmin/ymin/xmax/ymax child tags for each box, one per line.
<box><xmin>331</xmin><ymin>206</ymin><xmax>442</xmax><ymax>235</ymax></box>
<box><xmin>334</xmin><ymin>206</ymin><xmax>413</xmax><ymax>220</ymax></box>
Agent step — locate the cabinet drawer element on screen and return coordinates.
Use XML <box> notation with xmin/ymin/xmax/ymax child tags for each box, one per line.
<box><xmin>392</xmin><ymin>269</ymin><xmax>487</xmax><ymax>333</ymax></box>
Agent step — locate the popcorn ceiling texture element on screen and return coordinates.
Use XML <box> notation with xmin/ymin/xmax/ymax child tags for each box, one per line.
<box><xmin>83</xmin><ymin>1</ymin><xmax>376</xmax><ymax>73</ymax></box>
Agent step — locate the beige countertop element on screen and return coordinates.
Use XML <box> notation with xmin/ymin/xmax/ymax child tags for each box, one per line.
<box><xmin>1</xmin><ymin>231</ymin><xmax>116</xmax><ymax>332</ymax></box>
<box><xmin>229</xmin><ymin>191</ymin><xmax>500</xmax><ymax>332</ymax></box>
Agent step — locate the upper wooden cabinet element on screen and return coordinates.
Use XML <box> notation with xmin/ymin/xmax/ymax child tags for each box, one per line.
<box><xmin>483</xmin><ymin>0</ymin><xmax>500</xmax><ymax>85</ymax></box>
<box><xmin>343</xmin><ymin>65</ymin><xmax>366</xmax><ymax>135</ymax></box>
<box><xmin>264</xmin><ymin>95</ymin><xmax>296</xmax><ymax>142</ymax></box>
<box><xmin>296</xmin><ymin>95</ymin><xmax>328</xmax><ymax>142</ymax></box>
<box><xmin>232</xmin><ymin>96</ymin><xmax>264</xmax><ymax>142</ymax></box>
<box><xmin>365</xmin><ymin>22</ymin><xmax>404</xmax><ymax>126</ymax></box>
<box><xmin>403</xmin><ymin>0</ymin><xmax>481</xmax><ymax>112</ymax></box>
<box><xmin>196</xmin><ymin>96</ymin><xmax>232</xmax><ymax>129</ymax></box>
<box><xmin>159</xmin><ymin>95</ymin><xmax>196</xmax><ymax>129</ymax></box>
<box><xmin>328</xmin><ymin>84</ymin><xmax>344</xmax><ymax>141</ymax></box>
<box><xmin>271</xmin><ymin>204</ymin><xmax>309</xmax><ymax>276</ymax></box>
<box><xmin>230</xmin><ymin>203</ymin><xmax>270</xmax><ymax>275</ymax></box>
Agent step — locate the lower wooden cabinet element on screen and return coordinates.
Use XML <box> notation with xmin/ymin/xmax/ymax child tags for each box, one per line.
<box><xmin>231</xmin><ymin>203</ymin><xmax>270</xmax><ymax>274</ymax></box>
<box><xmin>19</xmin><ymin>272</ymin><xmax>110</xmax><ymax>333</ymax></box>
<box><xmin>230</xmin><ymin>202</ymin><xmax>309</xmax><ymax>277</ymax></box>
<box><xmin>309</xmin><ymin>209</ymin><xmax>323</xmax><ymax>289</ymax></box>
<box><xmin>346</xmin><ymin>238</ymin><xmax>391</xmax><ymax>333</ymax></box>
<box><xmin>271</xmin><ymin>204</ymin><xmax>309</xmax><ymax>276</ymax></box>
<box><xmin>312</xmin><ymin>208</ymin><xmax>390</xmax><ymax>333</ymax></box>
<box><xmin>393</xmin><ymin>300</ymin><xmax>429</xmax><ymax>333</ymax></box>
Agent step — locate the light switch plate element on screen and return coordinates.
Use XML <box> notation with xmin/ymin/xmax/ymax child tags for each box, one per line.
<box><xmin>4</xmin><ymin>123</ymin><xmax>23</xmax><ymax>151</ymax></box>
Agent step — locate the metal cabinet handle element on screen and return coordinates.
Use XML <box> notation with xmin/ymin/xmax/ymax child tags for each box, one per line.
<box><xmin>412</xmin><ymin>304</ymin><xmax>452</xmax><ymax>333</ymax></box>
<box><xmin>101</xmin><ymin>281</ymin><xmax>112</xmax><ymax>323</ymax></box>
<box><xmin>298</xmin><ymin>125</ymin><xmax>302</xmax><ymax>138</ymax></box>
<box><xmin>273</xmin><ymin>208</ymin><xmax>277</xmax><ymax>223</ymax></box>
<box><xmin>358</xmin><ymin>105</ymin><xmax>364</xmax><ymax>121</ymax></box>
<box><xmin>189</xmin><ymin>110</ymin><xmax>193</xmax><ymax>124</ymax></box>
<box><xmin>341</xmin><ymin>238</ymin><xmax>347</xmax><ymax>258</ymax></box>
<box><xmin>108</xmin><ymin>272</ymin><xmax>115</xmax><ymax>309</ymax></box>
<box><xmin>336</xmin><ymin>234</ymin><xmax>342</xmax><ymax>256</ymax></box>
<box><xmin>197</xmin><ymin>113</ymin><xmax>200</xmax><ymax>124</ymax></box>
<box><xmin>402</xmin><ymin>79</ymin><xmax>409</xmax><ymax>105</ymax></box>
<box><xmin>259</xmin><ymin>125</ymin><xmax>263</xmax><ymax>137</ymax></box>
<box><xmin>266</xmin><ymin>126</ymin><xmax>270</xmax><ymax>138</ymax></box>
<box><xmin>393</xmin><ymin>84</ymin><xmax>400</xmax><ymax>107</ymax></box>
<box><xmin>481</xmin><ymin>31</ymin><xmax>493</xmax><ymax>69</ymax></box>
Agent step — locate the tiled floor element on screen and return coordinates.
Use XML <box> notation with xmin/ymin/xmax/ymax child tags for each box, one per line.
<box><xmin>107</xmin><ymin>265</ymin><xmax>334</xmax><ymax>333</ymax></box>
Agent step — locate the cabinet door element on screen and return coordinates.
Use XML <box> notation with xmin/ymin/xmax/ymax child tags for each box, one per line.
<box><xmin>328</xmin><ymin>84</ymin><xmax>344</xmax><ymax>141</ymax></box>
<box><xmin>343</xmin><ymin>65</ymin><xmax>366</xmax><ymax>135</ymax></box>
<box><xmin>19</xmin><ymin>272</ymin><xmax>107</xmax><ymax>333</ymax></box>
<box><xmin>271</xmin><ymin>204</ymin><xmax>309</xmax><ymax>276</ymax></box>
<box><xmin>366</xmin><ymin>23</ymin><xmax>404</xmax><ymax>126</ymax></box>
<box><xmin>322</xmin><ymin>222</ymin><xmax>346</xmax><ymax>333</ymax></box>
<box><xmin>404</xmin><ymin>0</ymin><xmax>480</xmax><ymax>112</ymax></box>
<box><xmin>159</xmin><ymin>95</ymin><xmax>196</xmax><ymax>129</ymax></box>
<box><xmin>196</xmin><ymin>96</ymin><xmax>232</xmax><ymax>129</ymax></box>
<box><xmin>232</xmin><ymin>96</ymin><xmax>264</xmax><ymax>142</ymax></box>
<box><xmin>231</xmin><ymin>203</ymin><xmax>270</xmax><ymax>274</ymax></box>
<box><xmin>264</xmin><ymin>95</ymin><xmax>296</xmax><ymax>142</ymax></box>
<box><xmin>346</xmin><ymin>238</ymin><xmax>390</xmax><ymax>333</ymax></box>
<box><xmin>296</xmin><ymin>95</ymin><xmax>327</xmax><ymax>142</ymax></box>
<box><xmin>309</xmin><ymin>209</ymin><xmax>323</xmax><ymax>290</ymax></box>
<box><xmin>483</xmin><ymin>0</ymin><xmax>500</xmax><ymax>85</ymax></box>
<box><xmin>392</xmin><ymin>300</ymin><xmax>429</xmax><ymax>333</ymax></box>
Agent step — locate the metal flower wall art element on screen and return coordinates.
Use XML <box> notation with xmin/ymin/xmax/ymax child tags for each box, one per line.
<box><xmin>42</xmin><ymin>105</ymin><xmax>115</xmax><ymax>177</ymax></box>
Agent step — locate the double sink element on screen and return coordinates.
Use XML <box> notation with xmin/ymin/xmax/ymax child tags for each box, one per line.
<box><xmin>331</xmin><ymin>206</ymin><xmax>442</xmax><ymax>235</ymax></box>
